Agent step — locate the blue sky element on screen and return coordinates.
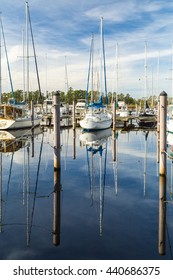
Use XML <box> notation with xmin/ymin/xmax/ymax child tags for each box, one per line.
<box><xmin>1</xmin><ymin>0</ymin><xmax>173</xmax><ymax>99</ymax></box>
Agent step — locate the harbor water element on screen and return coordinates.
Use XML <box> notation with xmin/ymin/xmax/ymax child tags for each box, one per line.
<box><xmin>0</xmin><ymin>126</ymin><xmax>173</xmax><ymax>260</ymax></box>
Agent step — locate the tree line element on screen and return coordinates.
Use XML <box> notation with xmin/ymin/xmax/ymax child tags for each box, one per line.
<box><xmin>0</xmin><ymin>87</ymin><xmax>162</xmax><ymax>108</ymax></box>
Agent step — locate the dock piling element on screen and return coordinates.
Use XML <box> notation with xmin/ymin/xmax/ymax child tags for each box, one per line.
<box><xmin>159</xmin><ymin>91</ymin><xmax>167</xmax><ymax>176</ymax></box>
<box><xmin>157</xmin><ymin>99</ymin><xmax>160</xmax><ymax>163</ymax></box>
<box><xmin>53</xmin><ymin>91</ymin><xmax>61</xmax><ymax>170</ymax></box>
<box><xmin>112</xmin><ymin>100</ymin><xmax>116</xmax><ymax>131</ymax></box>
<box><xmin>72</xmin><ymin>101</ymin><xmax>76</xmax><ymax>130</ymax></box>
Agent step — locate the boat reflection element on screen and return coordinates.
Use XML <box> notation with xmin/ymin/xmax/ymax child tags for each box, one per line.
<box><xmin>80</xmin><ymin>128</ymin><xmax>111</xmax><ymax>146</ymax></box>
<box><xmin>80</xmin><ymin>128</ymin><xmax>111</xmax><ymax>236</ymax></box>
<box><xmin>0</xmin><ymin>126</ymin><xmax>42</xmax><ymax>153</ymax></box>
<box><xmin>0</xmin><ymin>127</ymin><xmax>43</xmax><ymax>243</ymax></box>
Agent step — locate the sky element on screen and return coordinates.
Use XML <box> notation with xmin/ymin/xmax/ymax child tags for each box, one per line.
<box><xmin>1</xmin><ymin>0</ymin><xmax>173</xmax><ymax>99</ymax></box>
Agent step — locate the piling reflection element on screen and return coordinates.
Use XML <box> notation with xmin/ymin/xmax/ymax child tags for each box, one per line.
<box><xmin>143</xmin><ymin>131</ymin><xmax>149</xmax><ymax>197</ymax></box>
<box><xmin>53</xmin><ymin>168</ymin><xmax>61</xmax><ymax>246</ymax></box>
<box><xmin>72</xmin><ymin>129</ymin><xmax>76</xmax><ymax>159</ymax></box>
<box><xmin>158</xmin><ymin>175</ymin><xmax>166</xmax><ymax>255</ymax></box>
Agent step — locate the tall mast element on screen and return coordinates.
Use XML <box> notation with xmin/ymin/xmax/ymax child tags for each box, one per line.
<box><xmin>171</xmin><ymin>42</ymin><xmax>173</xmax><ymax>103</ymax></box>
<box><xmin>116</xmin><ymin>42</ymin><xmax>119</xmax><ymax>105</ymax></box>
<box><xmin>100</xmin><ymin>16</ymin><xmax>107</xmax><ymax>104</ymax></box>
<box><xmin>100</xmin><ymin>16</ymin><xmax>103</xmax><ymax>97</ymax></box>
<box><xmin>22</xmin><ymin>29</ymin><xmax>25</xmax><ymax>101</ymax></box>
<box><xmin>144</xmin><ymin>41</ymin><xmax>147</xmax><ymax>104</ymax></box>
<box><xmin>65</xmin><ymin>56</ymin><xmax>69</xmax><ymax>95</ymax></box>
<box><xmin>157</xmin><ymin>51</ymin><xmax>160</xmax><ymax>97</ymax></box>
<box><xmin>28</xmin><ymin>3</ymin><xmax>42</xmax><ymax>102</ymax></box>
<box><xmin>26</xmin><ymin>1</ymin><xmax>29</xmax><ymax>100</ymax></box>
<box><xmin>0</xmin><ymin>14</ymin><xmax>14</xmax><ymax>98</ymax></box>
<box><xmin>91</xmin><ymin>33</ymin><xmax>94</xmax><ymax>103</ymax></box>
<box><xmin>102</xmin><ymin>18</ymin><xmax>107</xmax><ymax>103</ymax></box>
<box><xmin>0</xmin><ymin>16</ymin><xmax>1</xmax><ymax>104</ymax></box>
<box><xmin>86</xmin><ymin>33</ymin><xmax>93</xmax><ymax>107</ymax></box>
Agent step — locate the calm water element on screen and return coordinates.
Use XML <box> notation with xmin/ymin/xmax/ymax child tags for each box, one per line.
<box><xmin>0</xmin><ymin>126</ymin><xmax>173</xmax><ymax>260</ymax></box>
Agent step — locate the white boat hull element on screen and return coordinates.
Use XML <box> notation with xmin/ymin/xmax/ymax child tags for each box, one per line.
<box><xmin>80</xmin><ymin>111</ymin><xmax>112</xmax><ymax>131</ymax></box>
<box><xmin>0</xmin><ymin>116</ymin><xmax>42</xmax><ymax>130</ymax></box>
<box><xmin>167</xmin><ymin>118</ymin><xmax>173</xmax><ymax>133</ymax></box>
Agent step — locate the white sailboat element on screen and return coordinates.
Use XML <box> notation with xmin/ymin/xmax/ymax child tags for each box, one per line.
<box><xmin>114</xmin><ymin>43</ymin><xmax>129</xmax><ymax>118</ymax></box>
<box><xmin>80</xmin><ymin>17</ymin><xmax>112</xmax><ymax>131</ymax></box>
<box><xmin>0</xmin><ymin>3</ymin><xmax>42</xmax><ymax>130</ymax></box>
<box><xmin>137</xmin><ymin>42</ymin><xmax>157</xmax><ymax>128</ymax></box>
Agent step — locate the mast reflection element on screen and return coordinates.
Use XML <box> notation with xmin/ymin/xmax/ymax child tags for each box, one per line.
<box><xmin>80</xmin><ymin>128</ymin><xmax>111</xmax><ymax>236</ymax></box>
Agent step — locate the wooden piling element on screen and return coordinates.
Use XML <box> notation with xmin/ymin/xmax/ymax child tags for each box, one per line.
<box><xmin>31</xmin><ymin>100</ymin><xmax>34</xmax><ymax>128</ymax></box>
<box><xmin>159</xmin><ymin>91</ymin><xmax>167</xmax><ymax>176</ymax></box>
<box><xmin>72</xmin><ymin>100</ymin><xmax>76</xmax><ymax>130</ymax></box>
<box><xmin>112</xmin><ymin>100</ymin><xmax>116</xmax><ymax>131</ymax></box>
<box><xmin>53</xmin><ymin>91</ymin><xmax>61</xmax><ymax>170</ymax></box>
<box><xmin>157</xmin><ymin>99</ymin><xmax>160</xmax><ymax>163</ymax></box>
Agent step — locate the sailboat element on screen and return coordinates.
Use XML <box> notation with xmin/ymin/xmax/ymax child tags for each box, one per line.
<box><xmin>0</xmin><ymin>4</ymin><xmax>42</xmax><ymax>130</ymax></box>
<box><xmin>137</xmin><ymin>42</ymin><xmax>157</xmax><ymax>128</ymax></box>
<box><xmin>80</xmin><ymin>18</ymin><xmax>112</xmax><ymax>131</ymax></box>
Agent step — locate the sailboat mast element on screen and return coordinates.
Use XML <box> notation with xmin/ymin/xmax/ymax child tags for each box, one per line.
<box><xmin>0</xmin><ymin>20</ymin><xmax>2</xmax><ymax>104</ymax></box>
<box><xmin>22</xmin><ymin>29</ymin><xmax>25</xmax><ymax>101</ymax></box>
<box><xmin>102</xmin><ymin>21</ymin><xmax>107</xmax><ymax>103</ymax></box>
<box><xmin>171</xmin><ymin>42</ymin><xmax>173</xmax><ymax>103</ymax></box>
<box><xmin>157</xmin><ymin>51</ymin><xmax>160</xmax><ymax>97</ymax></box>
<box><xmin>0</xmin><ymin>15</ymin><xmax>14</xmax><ymax>98</ymax></box>
<box><xmin>100</xmin><ymin>16</ymin><xmax>107</xmax><ymax>104</ymax></box>
<box><xmin>91</xmin><ymin>33</ymin><xmax>94</xmax><ymax>103</ymax></box>
<box><xmin>116</xmin><ymin>42</ymin><xmax>119</xmax><ymax>105</ymax></box>
<box><xmin>86</xmin><ymin>33</ymin><xmax>93</xmax><ymax>107</ymax></box>
<box><xmin>26</xmin><ymin>1</ymin><xmax>29</xmax><ymax>101</ymax></box>
<box><xmin>65</xmin><ymin>56</ymin><xmax>69</xmax><ymax>95</ymax></box>
<box><xmin>144</xmin><ymin>41</ymin><xmax>147</xmax><ymax>105</ymax></box>
<box><xmin>100</xmin><ymin>17</ymin><xmax>103</xmax><ymax>98</ymax></box>
<box><xmin>28</xmin><ymin>4</ymin><xmax>42</xmax><ymax>102</ymax></box>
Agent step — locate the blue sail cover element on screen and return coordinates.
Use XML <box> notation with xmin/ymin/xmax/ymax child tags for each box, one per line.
<box><xmin>8</xmin><ymin>98</ymin><xmax>27</xmax><ymax>106</ymax></box>
<box><xmin>89</xmin><ymin>96</ymin><xmax>106</xmax><ymax>108</ymax></box>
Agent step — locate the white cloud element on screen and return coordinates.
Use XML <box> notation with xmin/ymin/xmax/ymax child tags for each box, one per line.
<box><xmin>1</xmin><ymin>0</ymin><xmax>173</xmax><ymax>98</ymax></box>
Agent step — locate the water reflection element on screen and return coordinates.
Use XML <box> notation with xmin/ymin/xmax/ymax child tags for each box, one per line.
<box><xmin>0</xmin><ymin>127</ymin><xmax>43</xmax><ymax>245</ymax></box>
<box><xmin>0</xmin><ymin>127</ymin><xmax>173</xmax><ymax>259</ymax></box>
<box><xmin>53</xmin><ymin>168</ymin><xmax>61</xmax><ymax>246</ymax></box>
<box><xmin>80</xmin><ymin>128</ymin><xmax>111</xmax><ymax>236</ymax></box>
<box><xmin>158</xmin><ymin>175</ymin><xmax>166</xmax><ymax>255</ymax></box>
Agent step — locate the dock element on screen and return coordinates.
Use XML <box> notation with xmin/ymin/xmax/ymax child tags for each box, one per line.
<box><xmin>41</xmin><ymin>113</ymin><xmax>157</xmax><ymax>130</ymax></box>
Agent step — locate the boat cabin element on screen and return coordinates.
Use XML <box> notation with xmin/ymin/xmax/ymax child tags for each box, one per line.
<box><xmin>0</xmin><ymin>104</ymin><xmax>23</xmax><ymax>119</ymax></box>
